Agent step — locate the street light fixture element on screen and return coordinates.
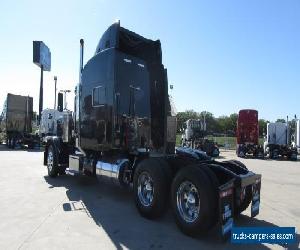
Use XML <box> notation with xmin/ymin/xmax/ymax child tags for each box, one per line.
<box><xmin>59</xmin><ymin>89</ymin><xmax>71</xmax><ymax>110</ymax></box>
<box><xmin>54</xmin><ymin>76</ymin><xmax>57</xmax><ymax>109</ymax></box>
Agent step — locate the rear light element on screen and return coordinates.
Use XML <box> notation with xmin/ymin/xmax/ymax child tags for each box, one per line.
<box><xmin>220</xmin><ymin>188</ymin><xmax>233</xmax><ymax>198</ymax></box>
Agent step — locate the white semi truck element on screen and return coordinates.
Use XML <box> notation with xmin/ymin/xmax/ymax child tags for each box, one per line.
<box><xmin>39</xmin><ymin>108</ymin><xmax>72</xmax><ymax>143</ymax></box>
<box><xmin>264</xmin><ymin>122</ymin><xmax>297</xmax><ymax>160</ymax></box>
<box><xmin>181</xmin><ymin>119</ymin><xmax>220</xmax><ymax>157</ymax></box>
<box><xmin>296</xmin><ymin>120</ymin><xmax>300</xmax><ymax>149</ymax></box>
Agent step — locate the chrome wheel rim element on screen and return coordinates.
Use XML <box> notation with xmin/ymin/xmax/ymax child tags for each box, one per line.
<box><xmin>137</xmin><ymin>172</ymin><xmax>154</xmax><ymax>207</ymax></box>
<box><xmin>176</xmin><ymin>181</ymin><xmax>200</xmax><ymax>223</ymax></box>
<box><xmin>47</xmin><ymin>150</ymin><xmax>54</xmax><ymax>172</ymax></box>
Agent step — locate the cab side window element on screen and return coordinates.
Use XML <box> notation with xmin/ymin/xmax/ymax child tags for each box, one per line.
<box><xmin>92</xmin><ymin>86</ymin><xmax>106</xmax><ymax>106</ymax></box>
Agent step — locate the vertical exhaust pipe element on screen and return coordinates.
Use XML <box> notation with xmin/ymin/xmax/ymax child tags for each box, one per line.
<box><xmin>79</xmin><ymin>39</ymin><xmax>84</xmax><ymax>83</ymax></box>
<box><xmin>76</xmin><ymin>38</ymin><xmax>85</xmax><ymax>155</ymax></box>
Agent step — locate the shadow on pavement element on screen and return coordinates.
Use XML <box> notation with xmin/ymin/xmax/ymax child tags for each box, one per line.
<box><xmin>0</xmin><ymin>144</ymin><xmax>43</xmax><ymax>152</ymax></box>
<box><xmin>43</xmin><ymin>174</ymin><xmax>299</xmax><ymax>250</ymax></box>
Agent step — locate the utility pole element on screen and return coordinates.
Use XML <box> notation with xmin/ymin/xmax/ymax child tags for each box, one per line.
<box><xmin>39</xmin><ymin>65</ymin><xmax>44</xmax><ymax>124</ymax></box>
<box><xmin>54</xmin><ymin>76</ymin><xmax>57</xmax><ymax>109</ymax></box>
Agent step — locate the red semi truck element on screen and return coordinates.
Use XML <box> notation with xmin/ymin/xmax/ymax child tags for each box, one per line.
<box><xmin>236</xmin><ymin>109</ymin><xmax>264</xmax><ymax>158</ymax></box>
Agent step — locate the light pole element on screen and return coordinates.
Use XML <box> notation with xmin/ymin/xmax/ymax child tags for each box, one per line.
<box><xmin>54</xmin><ymin>76</ymin><xmax>57</xmax><ymax>109</ymax></box>
<box><xmin>59</xmin><ymin>89</ymin><xmax>71</xmax><ymax>110</ymax></box>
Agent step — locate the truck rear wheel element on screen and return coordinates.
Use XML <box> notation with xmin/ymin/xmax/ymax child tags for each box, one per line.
<box><xmin>197</xmin><ymin>165</ymin><xmax>220</xmax><ymax>226</ymax></box>
<box><xmin>255</xmin><ymin>151</ymin><xmax>264</xmax><ymax>159</ymax></box>
<box><xmin>171</xmin><ymin>165</ymin><xmax>216</xmax><ymax>236</ymax></box>
<box><xmin>289</xmin><ymin>152</ymin><xmax>297</xmax><ymax>161</ymax></box>
<box><xmin>47</xmin><ymin>145</ymin><xmax>58</xmax><ymax>178</ymax></box>
<box><xmin>237</xmin><ymin>145</ymin><xmax>245</xmax><ymax>158</ymax></box>
<box><xmin>133</xmin><ymin>158</ymin><xmax>170</xmax><ymax>219</ymax></box>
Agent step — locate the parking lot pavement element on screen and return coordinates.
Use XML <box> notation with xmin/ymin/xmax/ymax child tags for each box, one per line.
<box><xmin>0</xmin><ymin>145</ymin><xmax>299</xmax><ymax>250</ymax></box>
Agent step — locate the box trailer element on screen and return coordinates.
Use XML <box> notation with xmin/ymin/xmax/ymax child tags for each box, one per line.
<box><xmin>43</xmin><ymin>22</ymin><xmax>261</xmax><ymax>238</ymax></box>
<box><xmin>236</xmin><ymin>109</ymin><xmax>264</xmax><ymax>158</ymax></box>
<box><xmin>0</xmin><ymin>93</ymin><xmax>38</xmax><ymax>148</ymax></box>
<box><xmin>264</xmin><ymin>122</ymin><xmax>297</xmax><ymax>160</ymax></box>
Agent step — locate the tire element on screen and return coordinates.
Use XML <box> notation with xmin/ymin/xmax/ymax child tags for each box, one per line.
<box><xmin>289</xmin><ymin>152</ymin><xmax>297</xmax><ymax>161</ymax></box>
<box><xmin>269</xmin><ymin>150</ymin><xmax>273</xmax><ymax>159</ymax></box>
<box><xmin>156</xmin><ymin>158</ymin><xmax>173</xmax><ymax>184</ymax></box>
<box><xmin>270</xmin><ymin>149</ymin><xmax>279</xmax><ymax>159</ymax></box>
<box><xmin>47</xmin><ymin>145</ymin><xmax>58</xmax><ymax>177</ymax></box>
<box><xmin>28</xmin><ymin>142</ymin><xmax>34</xmax><ymax>149</ymax></box>
<box><xmin>58</xmin><ymin>168</ymin><xmax>66</xmax><ymax>175</ymax></box>
<box><xmin>133</xmin><ymin>158</ymin><xmax>170</xmax><ymax>219</ymax></box>
<box><xmin>11</xmin><ymin>137</ymin><xmax>16</xmax><ymax>149</ymax></box>
<box><xmin>237</xmin><ymin>145</ymin><xmax>244</xmax><ymax>158</ymax></box>
<box><xmin>255</xmin><ymin>152</ymin><xmax>264</xmax><ymax>159</ymax></box>
<box><xmin>255</xmin><ymin>147</ymin><xmax>265</xmax><ymax>159</ymax></box>
<box><xmin>197</xmin><ymin>165</ymin><xmax>220</xmax><ymax>227</ymax></box>
<box><xmin>171</xmin><ymin>165</ymin><xmax>217</xmax><ymax>236</ymax></box>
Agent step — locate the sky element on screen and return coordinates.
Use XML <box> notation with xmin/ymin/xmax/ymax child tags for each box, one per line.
<box><xmin>0</xmin><ymin>0</ymin><xmax>299</xmax><ymax>121</ymax></box>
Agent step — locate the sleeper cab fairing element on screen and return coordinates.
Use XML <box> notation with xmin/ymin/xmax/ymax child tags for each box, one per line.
<box><xmin>79</xmin><ymin>48</ymin><xmax>151</xmax><ymax>151</ymax></box>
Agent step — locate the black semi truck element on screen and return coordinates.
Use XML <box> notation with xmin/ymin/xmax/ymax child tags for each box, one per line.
<box><xmin>43</xmin><ymin>22</ymin><xmax>261</xmax><ymax>237</ymax></box>
<box><xmin>0</xmin><ymin>93</ymin><xmax>38</xmax><ymax>148</ymax></box>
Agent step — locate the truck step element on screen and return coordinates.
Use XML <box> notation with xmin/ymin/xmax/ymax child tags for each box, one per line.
<box><xmin>65</xmin><ymin>168</ymin><xmax>82</xmax><ymax>176</ymax></box>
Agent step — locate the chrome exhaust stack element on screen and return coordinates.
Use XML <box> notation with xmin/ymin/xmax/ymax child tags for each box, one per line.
<box><xmin>75</xmin><ymin>38</ymin><xmax>86</xmax><ymax>155</ymax></box>
<box><xmin>79</xmin><ymin>39</ymin><xmax>84</xmax><ymax>83</ymax></box>
<box><xmin>96</xmin><ymin>159</ymin><xmax>130</xmax><ymax>187</ymax></box>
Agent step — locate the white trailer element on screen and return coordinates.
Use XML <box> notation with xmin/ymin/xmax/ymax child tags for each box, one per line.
<box><xmin>264</xmin><ymin>122</ymin><xmax>297</xmax><ymax>160</ymax></box>
<box><xmin>266</xmin><ymin>122</ymin><xmax>288</xmax><ymax>145</ymax></box>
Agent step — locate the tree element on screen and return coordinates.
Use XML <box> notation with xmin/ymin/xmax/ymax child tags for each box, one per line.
<box><xmin>176</xmin><ymin>110</ymin><xmax>199</xmax><ymax>133</ymax></box>
<box><xmin>216</xmin><ymin>113</ymin><xmax>237</xmax><ymax>135</ymax></box>
<box><xmin>200</xmin><ymin>111</ymin><xmax>219</xmax><ymax>134</ymax></box>
<box><xmin>258</xmin><ymin>119</ymin><xmax>268</xmax><ymax>137</ymax></box>
<box><xmin>176</xmin><ymin>110</ymin><xmax>219</xmax><ymax>134</ymax></box>
<box><xmin>276</xmin><ymin>118</ymin><xmax>286</xmax><ymax>123</ymax></box>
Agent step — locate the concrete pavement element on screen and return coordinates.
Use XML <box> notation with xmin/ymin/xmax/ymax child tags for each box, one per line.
<box><xmin>0</xmin><ymin>145</ymin><xmax>299</xmax><ymax>250</ymax></box>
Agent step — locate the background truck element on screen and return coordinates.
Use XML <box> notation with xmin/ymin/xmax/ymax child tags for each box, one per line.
<box><xmin>236</xmin><ymin>109</ymin><xmax>264</xmax><ymax>158</ymax></box>
<box><xmin>296</xmin><ymin>120</ymin><xmax>300</xmax><ymax>149</ymax></box>
<box><xmin>181</xmin><ymin>119</ymin><xmax>220</xmax><ymax>157</ymax></box>
<box><xmin>43</xmin><ymin>22</ymin><xmax>261</xmax><ymax>237</ymax></box>
<box><xmin>264</xmin><ymin>122</ymin><xmax>297</xmax><ymax>160</ymax></box>
<box><xmin>39</xmin><ymin>108</ymin><xmax>72</xmax><ymax>143</ymax></box>
<box><xmin>0</xmin><ymin>93</ymin><xmax>38</xmax><ymax>148</ymax></box>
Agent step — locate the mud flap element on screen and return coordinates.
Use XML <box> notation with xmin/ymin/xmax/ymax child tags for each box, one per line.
<box><xmin>219</xmin><ymin>179</ymin><xmax>234</xmax><ymax>239</ymax></box>
<box><xmin>251</xmin><ymin>177</ymin><xmax>261</xmax><ymax>217</ymax></box>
